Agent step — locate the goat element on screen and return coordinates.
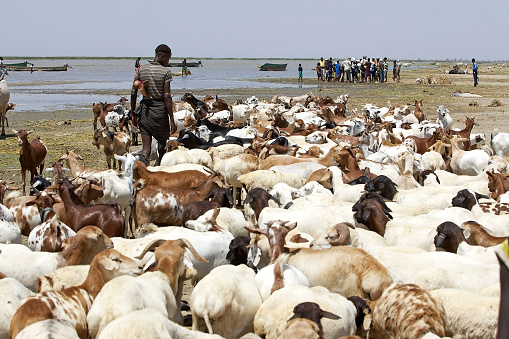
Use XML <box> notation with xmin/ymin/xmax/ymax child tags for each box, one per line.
<box><xmin>50</xmin><ymin>178</ymin><xmax>125</xmax><ymax>238</ymax></box>
<box><xmin>13</xmin><ymin>129</ymin><xmax>47</xmax><ymax>195</ymax></box>
<box><xmin>133</xmin><ymin>172</ymin><xmax>228</xmax><ymax>227</ymax></box>
<box><xmin>9</xmin><ymin>249</ymin><xmax>143</xmax><ymax>339</ymax></box>
<box><xmin>92</xmin><ymin>128</ymin><xmax>131</xmax><ymax>170</ymax></box>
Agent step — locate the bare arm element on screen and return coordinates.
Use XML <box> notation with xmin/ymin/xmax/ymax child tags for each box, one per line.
<box><xmin>164</xmin><ymin>81</ymin><xmax>176</xmax><ymax>134</ymax></box>
<box><xmin>131</xmin><ymin>86</ymin><xmax>138</xmax><ymax>127</ymax></box>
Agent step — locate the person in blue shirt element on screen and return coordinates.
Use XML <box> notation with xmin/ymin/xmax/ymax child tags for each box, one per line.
<box><xmin>472</xmin><ymin>58</ymin><xmax>478</xmax><ymax>87</ymax></box>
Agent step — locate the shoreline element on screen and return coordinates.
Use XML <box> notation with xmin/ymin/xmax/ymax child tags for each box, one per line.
<box><xmin>2</xmin><ymin>66</ymin><xmax>508</xmax><ymax>188</ymax></box>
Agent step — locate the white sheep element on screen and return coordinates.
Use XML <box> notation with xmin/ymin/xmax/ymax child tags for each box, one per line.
<box><xmin>0</xmin><ymin>226</ymin><xmax>113</xmax><ymax>291</ymax></box>
<box><xmin>37</xmin><ymin>265</ymin><xmax>89</xmax><ymax>292</ymax></box>
<box><xmin>367</xmin><ymin>246</ymin><xmax>499</xmax><ymax>293</ymax></box>
<box><xmin>269</xmin><ymin>162</ymin><xmax>326</xmax><ymax>180</ymax></box>
<box><xmin>238</xmin><ymin>170</ymin><xmax>305</xmax><ymax>193</ymax></box>
<box><xmin>429</xmin><ymin>288</ymin><xmax>498</xmax><ymax>339</ymax></box>
<box><xmin>160</xmin><ymin>148</ymin><xmax>213</xmax><ymax>168</ymax></box>
<box><xmin>255</xmin><ymin>263</ymin><xmax>309</xmax><ymax>301</ymax></box>
<box><xmin>15</xmin><ymin>319</ymin><xmax>80</xmax><ymax>339</ymax></box>
<box><xmin>0</xmin><ymin>220</ymin><xmax>21</xmax><ymax>244</ymax></box>
<box><xmin>113</xmin><ymin>225</ymin><xmax>233</xmax><ymax>279</ymax></box>
<box><xmin>185</xmin><ymin>206</ymin><xmax>249</xmax><ymax>237</ymax></box>
<box><xmin>87</xmin><ymin>239</ymin><xmax>206</xmax><ymax>338</ymax></box>
<box><xmin>253</xmin><ymin>285</ymin><xmax>360</xmax><ymax>339</ymax></box>
<box><xmin>191</xmin><ymin>264</ymin><xmax>263</xmax><ymax>338</ymax></box>
<box><xmin>97</xmin><ymin>308</ymin><xmax>223</xmax><ymax>339</ymax></box>
<box><xmin>0</xmin><ymin>278</ymin><xmax>34</xmax><ymax>339</ymax></box>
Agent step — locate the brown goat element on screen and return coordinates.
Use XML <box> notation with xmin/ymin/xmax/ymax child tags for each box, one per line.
<box><xmin>13</xmin><ymin>129</ymin><xmax>47</xmax><ymax>195</ymax></box>
<box><xmin>52</xmin><ymin>178</ymin><xmax>125</xmax><ymax>237</ymax></box>
<box><xmin>134</xmin><ymin>172</ymin><xmax>228</xmax><ymax>227</ymax></box>
<box><xmin>133</xmin><ymin>161</ymin><xmax>208</xmax><ymax>189</ymax></box>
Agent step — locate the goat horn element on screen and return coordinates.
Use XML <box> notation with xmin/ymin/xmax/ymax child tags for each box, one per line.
<box><xmin>135</xmin><ymin>239</ymin><xmax>167</xmax><ymax>260</ymax></box>
<box><xmin>176</xmin><ymin>238</ymin><xmax>208</xmax><ymax>263</ymax></box>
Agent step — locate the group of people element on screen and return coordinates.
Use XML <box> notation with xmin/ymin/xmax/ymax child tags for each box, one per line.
<box><xmin>313</xmin><ymin>57</ymin><xmax>402</xmax><ymax>83</ymax></box>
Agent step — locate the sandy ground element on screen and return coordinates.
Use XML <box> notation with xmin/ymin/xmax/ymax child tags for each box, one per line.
<box><xmin>1</xmin><ymin>64</ymin><xmax>508</xmax><ymax>318</ymax></box>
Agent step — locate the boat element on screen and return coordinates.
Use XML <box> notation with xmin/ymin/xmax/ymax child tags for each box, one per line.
<box><xmin>0</xmin><ymin>61</ymin><xmax>30</xmax><ymax>68</ymax></box>
<box><xmin>7</xmin><ymin>64</ymin><xmax>68</xmax><ymax>72</ymax></box>
<box><xmin>257</xmin><ymin>63</ymin><xmax>288</xmax><ymax>71</ymax></box>
<box><xmin>146</xmin><ymin>60</ymin><xmax>203</xmax><ymax>67</ymax></box>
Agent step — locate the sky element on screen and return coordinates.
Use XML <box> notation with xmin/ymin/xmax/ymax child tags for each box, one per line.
<box><xmin>2</xmin><ymin>0</ymin><xmax>508</xmax><ymax>61</ymax></box>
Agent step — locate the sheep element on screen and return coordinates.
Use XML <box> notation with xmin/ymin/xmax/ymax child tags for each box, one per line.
<box><xmin>491</xmin><ymin>130</ymin><xmax>509</xmax><ymax>158</ymax></box>
<box><xmin>113</xmin><ymin>225</ymin><xmax>233</xmax><ymax>279</ymax></box>
<box><xmin>253</xmin><ymin>285</ymin><xmax>368</xmax><ymax>339</ymax></box>
<box><xmin>434</xmin><ymin>221</ymin><xmax>498</xmax><ymax>265</ymax></box>
<box><xmin>279</xmin><ymin>302</ymin><xmax>341</xmax><ymax>339</ymax></box>
<box><xmin>255</xmin><ymin>263</ymin><xmax>309</xmax><ymax>301</ymax></box>
<box><xmin>450</xmin><ymin>136</ymin><xmax>490</xmax><ymax>176</ymax></box>
<box><xmin>429</xmin><ymin>288</ymin><xmax>498</xmax><ymax>339</ymax></box>
<box><xmin>281</xmin><ymin>246</ymin><xmax>393</xmax><ymax>300</ymax></box>
<box><xmin>27</xmin><ymin>215</ymin><xmax>75</xmax><ymax>252</ymax></box>
<box><xmin>460</xmin><ymin>220</ymin><xmax>507</xmax><ymax>247</ymax></box>
<box><xmin>0</xmin><ymin>226</ymin><xmax>113</xmax><ymax>291</ymax></box>
<box><xmin>15</xmin><ymin>319</ymin><xmax>79</xmax><ymax>339</ymax></box>
<box><xmin>159</xmin><ymin>148</ymin><xmax>213</xmax><ymax>168</ymax></box>
<box><xmin>367</xmin><ymin>246</ymin><xmax>500</xmax><ymax>293</ymax></box>
<box><xmin>0</xmin><ymin>278</ymin><xmax>34</xmax><ymax>339</ymax></box>
<box><xmin>238</xmin><ymin>170</ymin><xmax>305</xmax><ymax>193</ymax></box>
<box><xmin>97</xmin><ymin>308</ymin><xmax>223</xmax><ymax>339</ymax></box>
<box><xmin>191</xmin><ymin>264</ymin><xmax>263</xmax><ymax>338</ymax></box>
<box><xmin>9</xmin><ymin>249</ymin><xmax>143</xmax><ymax>339</ymax></box>
<box><xmin>185</xmin><ymin>206</ymin><xmax>249</xmax><ymax>237</ymax></box>
<box><xmin>269</xmin><ymin>162</ymin><xmax>326</xmax><ymax>180</ymax></box>
<box><xmin>37</xmin><ymin>265</ymin><xmax>90</xmax><ymax>292</ymax></box>
<box><xmin>0</xmin><ymin>220</ymin><xmax>21</xmax><ymax>244</ymax></box>
<box><xmin>370</xmin><ymin>282</ymin><xmax>446</xmax><ymax>339</ymax></box>
<box><xmin>309</xmin><ymin>222</ymin><xmax>357</xmax><ymax>249</ymax></box>
<box><xmin>87</xmin><ymin>239</ymin><xmax>207</xmax><ymax>338</ymax></box>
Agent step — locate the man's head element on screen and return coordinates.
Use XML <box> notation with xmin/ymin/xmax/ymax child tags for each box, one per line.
<box><xmin>472</xmin><ymin>58</ymin><xmax>476</xmax><ymax>63</ymax></box>
<box><xmin>155</xmin><ymin>44</ymin><xmax>172</xmax><ymax>64</ymax></box>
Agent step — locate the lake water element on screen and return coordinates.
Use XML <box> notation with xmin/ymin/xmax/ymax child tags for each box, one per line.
<box><xmin>5</xmin><ymin>58</ymin><xmax>429</xmax><ymax>112</ymax></box>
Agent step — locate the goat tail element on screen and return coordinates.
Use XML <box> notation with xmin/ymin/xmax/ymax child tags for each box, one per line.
<box><xmin>204</xmin><ymin>310</ymin><xmax>214</xmax><ymax>335</ymax></box>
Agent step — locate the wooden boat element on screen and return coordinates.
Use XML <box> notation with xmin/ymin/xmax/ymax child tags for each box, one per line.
<box><xmin>7</xmin><ymin>65</ymin><xmax>68</xmax><ymax>72</ymax></box>
<box><xmin>0</xmin><ymin>61</ymin><xmax>30</xmax><ymax>68</ymax></box>
<box><xmin>147</xmin><ymin>60</ymin><xmax>203</xmax><ymax>67</ymax></box>
<box><xmin>258</xmin><ymin>63</ymin><xmax>288</xmax><ymax>71</ymax></box>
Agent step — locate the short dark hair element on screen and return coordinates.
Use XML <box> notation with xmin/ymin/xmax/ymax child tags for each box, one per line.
<box><xmin>472</xmin><ymin>58</ymin><xmax>476</xmax><ymax>62</ymax></box>
<box><xmin>155</xmin><ymin>44</ymin><xmax>172</xmax><ymax>54</ymax></box>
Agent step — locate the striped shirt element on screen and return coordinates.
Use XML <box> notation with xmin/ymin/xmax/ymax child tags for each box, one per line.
<box><xmin>134</xmin><ymin>62</ymin><xmax>172</xmax><ymax>99</ymax></box>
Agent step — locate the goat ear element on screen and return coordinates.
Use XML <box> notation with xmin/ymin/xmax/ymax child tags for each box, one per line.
<box><xmin>27</xmin><ymin>130</ymin><xmax>34</xmax><ymax>135</ymax></box>
<box><xmin>321</xmin><ymin>310</ymin><xmax>341</xmax><ymax>320</ymax></box>
<box><xmin>211</xmin><ymin>206</ymin><xmax>220</xmax><ymax>220</ymax></box>
<box><xmin>25</xmin><ymin>201</ymin><xmax>37</xmax><ymax>206</ymax></box>
<box><xmin>462</xmin><ymin>228</ymin><xmax>471</xmax><ymax>239</ymax></box>
<box><xmin>102</xmin><ymin>257</ymin><xmax>119</xmax><ymax>271</ymax></box>
<box><xmin>245</xmin><ymin>226</ymin><xmax>265</xmax><ymax>236</ymax></box>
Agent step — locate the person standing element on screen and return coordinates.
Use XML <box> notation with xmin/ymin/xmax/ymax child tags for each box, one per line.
<box><xmin>472</xmin><ymin>58</ymin><xmax>478</xmax><ymax>87</ymax></box>
<box><xmin>319</xmin><ymin>57</ymin><xmax>326</xmax><ymax>81</ymax></box>
<box><xmin>379</xmin><ymin>58</ymin><xmax>385</xmax><ymax>83</ymax></box>
<box><xmin>392</xmin><ymin>60</ymin><xmax>397</xmax><ymax>81</ymax></box>
<box><xmin>384</xmin><ymin>57</ymin><xmax>389</xmax><ymax>82</ymax></box>
<box><xmin>396</xmin><ymin>59</ymin><xmax>401</xmax><ymax>82</ymax></box>
<box><xmin>343</xmin><ymin>58</ymin><xmax>352</xmax><ymax>82</ymax></box>
<box><xmin>335</xmin><ymin>60</ymin><xmax>341</xmax><ymax>82</ymax></box>
<box><xmin>135</xmin><ymin>57</ymin><xmax>141</xmax><ymax>69</ymax></box>
<box><xmin>131</xmin><ymin>44</ymin><xmax>176</xmax><ymax>166</ymax></box>
<box><xmin>365</xmin><ymin>58</ymin><xmax>372</xmax><ymax>82</ymax></box>
<box><xmin>316</xmin><ymin>62</ymin><xmax>322</xmax><ymax>81</ymax></box>
<box><xmin>298</xmin><ymin>63</ymin><xmax>303</xmax><ymax>82</ymax></box>
<box><xmin>182</xmin><ymin>58</ymin><xmax>187</xmax><ymax>77</ymax></box>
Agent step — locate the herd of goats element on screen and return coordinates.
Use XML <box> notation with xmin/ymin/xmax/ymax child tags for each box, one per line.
<box><xmin>1</xmin><ymin>91</ymin><xmax>509</xmax><ymax>338</ymax></box>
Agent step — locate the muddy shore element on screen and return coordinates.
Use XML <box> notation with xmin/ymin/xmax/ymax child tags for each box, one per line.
<box><xmin>1</xmin><ymin>66</ymin><xmax>508</xmax><ymax>188</ymax></box>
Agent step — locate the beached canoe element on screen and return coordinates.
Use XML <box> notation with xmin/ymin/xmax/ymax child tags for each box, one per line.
<box><xmin>258</xmin><ymin>63</ymin><xmax>288</xmax><ymax>71</ymax></box>
<box><xmin>7</xmin><ymin>65</ymin><xmax>68</xmax><ymax>72</ymax></box>
<box><xmin>147</xmin><ymin>60</ymin><xmax>203</xmax><ymax>67</ymax></box>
